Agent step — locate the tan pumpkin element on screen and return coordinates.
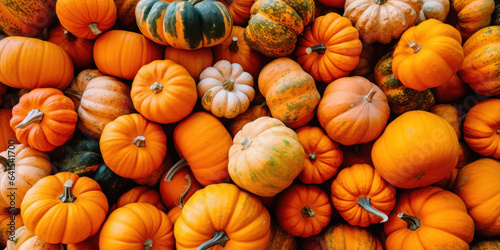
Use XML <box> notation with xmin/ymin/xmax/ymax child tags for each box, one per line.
<box><xmin>418</xmin><ymin>0</ymin><xmax>449</xmax><ymax>23</ymax></box>
<box><xmin>63</xmin><ymin>69</ymin><xmax>104</xmax><ymax>112</ymax></box>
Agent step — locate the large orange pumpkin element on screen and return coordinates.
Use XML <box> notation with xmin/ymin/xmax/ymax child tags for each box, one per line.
<box><xmin>164</xmin><ymin>46</ymin><xmax>213</xmax><ymax>82</ymax></box>
<box><xmin>320</xmin><ymin>223</ymin><xmax>384</xmax><ymax>249</ymax></box>
<box><xmin>463</xmin><ymin>99</ymin><xmax>500</xmax><ymax>158</ymax></box>
<box><xmin>451</xmin><ymin>0</ymin><xmax>494</xmax><ymax>39</ymax></box>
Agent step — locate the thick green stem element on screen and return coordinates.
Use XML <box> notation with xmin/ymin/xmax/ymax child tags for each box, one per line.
<box><xmin>398</xmin><ymin>212</ymin><xmax>421</xmax><ymax>231</ymax></box>
<box><xmin>59</xmin><ymin>180</ymin><xmax>77</xmax><ymax>203</ymax></box>
<box><xmin>197</xmin><ymin>231</ymin><xmax>230</xmax><ymax>250</ymax></box>
<box><xmin>16</xmin><ymin>109</ymin><xmax>43</xmax><ymax>129</ymax></box>
<box><xmin>88</xmin><ymin>23</ymin><xmax>102</xmax><ymax>35</ymax></box>
<box><xmin>305</xmin><ymin>44</ymin><xmax>327</xmax><ymax>54</ymax></box>
<box><xmin>357</xmin><ymin>197</ymin><xmax>388</xmax><ymax>223</ymax></box>
<box><xmin>301</xmin><ymin>206</ymin><xmax>316</xmax><ymax>218</ymax></box>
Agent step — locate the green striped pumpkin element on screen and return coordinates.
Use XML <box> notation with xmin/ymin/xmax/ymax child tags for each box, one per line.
<box><xmin>135</xmin><ymin>0</ymin><xmax>233</xmax><ymax>50</ymax></box>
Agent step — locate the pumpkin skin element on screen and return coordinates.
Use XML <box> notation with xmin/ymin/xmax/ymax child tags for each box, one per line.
<box><xmin>21</xmin><ymin>172</ymin><xmax>109</xmax><ymax>244</ymax></box>
<box><xmin>77</xmin><ymin>76</ymin><xmax>135</xmax><ymax>139</ymax></box>
<box><xmin>470</xmin><ymin>239</ymin><xmax>500</xmax><ymax>250</ymax></box>
<box><xmin>432</xmin><ymin>73</ymin><xmax>468</xmax><ymax>103</ymax></box>
<box><xmin>66</xmin><ymin>232</ymin><xmax>99</xmax><ymax>250</ymax></box>
<box><xmin>317</xmin><ymin>0</ymin><xmax>346</xmax><ymax>8</ymax></box>
<box><xmin>174</xmin><ymin>183</ymin><xmax>271</xmax><ymax>249</ymax></box>
<box><xmin>164</xmin><ymin>46</ymin><xmax>213</xmax><ymax>82</ymax></box>
<box><xmin>429</xmin><ymin>104</ymin><xmax>461</xmax><ymax>139</ymax></box>
<box><xmin>10</xmin><ymin>88</ymin><xmax>78</xmax><ymax>152</ymax></box>
<box><xmin>258</xmin><ymin>58</ymin><xmax>321</xmax><ymax>129</ymax></box>
<box><xmin>173</xmin><ymin>112</ymin><xmax>233</xmax><ymax>186</ymax></box>
<box><xmin>295</xmin><ymin>12</ymin><xmax>363</xmax><ymax>83</ymax></box>
<box><xmin>100</xmin><ymin>203</ymin><xmax>174</xmax><ymax>249</ymax></box>
<box><xmin>0</xmin><ymin>109</ymin><xmax>18</xmax><ymax>152</ymax></box>
<box><xmin>266</xmin><ymin>222</ymin><xmax>296</xmax><ymax>250</ymax></box>
<box><xmin>371</xmin><ymin>111</ymin><xmax>459</xmax><ymax>189</ymax></box>
<box><xmin>227</xmin><ymin>104</ymin><xmax>271</xmax><ymax>137</ymax></box>
<box><xmin>343</xmin><ymin>0</ymin><xmax>422</xmax><ymax>44</ymax></box>
<box><xmin>418</xmin><ymin>0</ymin><xmax>449</xmax><ymax>23</ymax></box>
<box><xmin>100</xmin><ymin>113</ymin><xmax>167</xmax><ymax>179</ymax></box>
<box><xmin>384</xmin><ymin>186</ymin><xmax>474</xmax><ymax>249</ymax></box>
<box><xmin>135</xmin><ymin>0</ymin><xmax>233</xmax><ymax>49</ymax></box>
<box><xmin>91</xmin><ymin>163</ymin><xmax>135</xmax><ymax>205</ymax></box>
<box><xmin>48</xmin><ymin>24</ymin><xmax>95</xmax><ymax>70</ymax></box>
<box><xmin>244</xmin><ymin>0</ymin><xmax>315</xmax><ymax>57</ymax></box>
<box><xmin>0</xmin><ymin>207</ymin><xmax>23</xmax><ymax>246</ymax></box>
<box><xmin>459</xmin><ymin>26</ymin><xmax>500</xmax><ymax>96</ymax></box>
<box><xmin>167</xmin><ymin>206</ymin><xmax>182</xmax><ymax>225</ymax></box>
<box><xmin>320</xmin><ymin>223</ymin><xmax>383</xmax><ymax>250</ymax></box>
<box><xmin>432</xmin><ymin>142</ymin><xmax>477</xmax><ymax>191</ymax></box>
<box><xmin>317</xmin><ymin>76</ymin><xmax>390</xmax><ymax>146</ymax></box>
<box><xmin>295</xmin><ymin>126</ymin><xmax>343</xmax><ymax>184</ymax></box>
<box><xmin>228</xmin><ymin>116</ymin><xmax>305</xmax><ymax>197</ymax></box>
<box><xmin>374</xmin><ymin>51</ymin><xmax>435</xmax><ymax>115</ymax></box>
<box><xmin>349</xmin><ymin>44</ymin><xmax>378</xmax><ymax>77</ymax></box>
<box><xmin>454</xmin><ymin>158</ymin><xmax>500</xmax><ymax>236</ymax></box>
<box><xmin>6</xmin><ymin>226</ymin><xmax>62</xmax><ymax>250</ymax></box>
<box><xmin>0</xmin><ymin>37</ymin><xmax>73</xmax><ymax>90</ymax></box>
<box><xmin>56</xmin><ymin>0</ymin><xmax>117</xmax><ymax>39</ymax></box>
<box><xmin>114</xmin><ymin>186</ymin><xmax>166</xmax><ymax>212</ymax></box>
<box><xmin>115</xmin><ymin>0</ymin><xmax>142</xmax><ymax>28</ymax></box>
<box><xmin>0</xmin><ymin>0</ymin><xmax>56</xmax><ymax>37</ymax></box>
<box><xmin>331</xmin><ymin>164</ymin><xmax>396</xmax><ymax>227</ymax></box>
<box><xmin>463</xmin><ymin>99</ymin><xmax>500</xmax><ymax>158</ymax></box>
<box><xmin>63</xmin><ymin>69</ymin><xmax>105</xmax><ymax>112</ymax></box>
<box><xmin>218</xmin><ymin>0</ymin><xmax>254</xmax><ymax>24</ymax></box>
<box><xmin>133</xmin><ymin>152</ymin><xmax>174</xmax><ymax>187</ymax></box>
<box><xmin>159</xmin><ymin>160</ymin><xmax>202</xmax><ymax>210</ymax></box>
<box><xmin>451</xmin><ymin>0</ymin><xmax>494</xmax><ymax>39</ymax></box>
<box><xmin>58</xmin><ymin>138</ymin><xmax>103</xmax><ymax>178</ymax></box>
<box><xmin>131</xmin><ymin>60</ymin><xmax>198</xmax><ymax>124</ymax></box>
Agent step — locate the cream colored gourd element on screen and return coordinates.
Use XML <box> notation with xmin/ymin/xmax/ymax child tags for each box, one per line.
<box><xmin>418</xmin><ymin>0</ymin><xmax>449</xmax><ymax>23</ymax></box>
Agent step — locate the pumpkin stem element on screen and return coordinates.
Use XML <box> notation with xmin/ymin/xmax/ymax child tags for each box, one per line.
<box><xmin>222</xmin><ymin>78</ymin><xmax>236</xmax><ymax>91</ymax></box>
<box><xmin>407</xmin><ymin>41</ymin><xmax>422</xmax><ymax>53</ymax></box>
<box><xmin>305</xmin><ymin>44</ymin><xmax>327</xmax><ymax>54</ymax></box>
<box><xmin>241</xmin><ymin>137</ymin><xmax>252</xmax><ymax>150</ymax></box>
<box><xmin>497</xmin><ymin>128</ymin><xmax>500</xmax><ymax>134</ymax></box>
<box><xmin>177</xmin><ymin>174</ymin><xmax>192</xmax><ymax>208</ymax></box>
<box><xmin>143</xmin><ymin>239</ymin><xmax>153</xmax><ymax>250</ymax></box>
<box><xmin>197</xmin><ymin>231</ymin><xmax>230</xmax><ymax>250</ymax></box>
<box><xmin>301</xmin><ymin>206</ymin><xmax>316</xmax><ymax>218</ymax></box>
<box><xmin>0</xmin><ymin>156</ymin><xmax>12</xmax><ymax>172</ymax></box>
<box><xmin>398</xmin><ymin>212</ymin><xmax>421</xmax><ymax>231</ymax></box>
<box><xmin>63</xmin><ymin>29</ymin><xmax>77</xmax><ymax>42</ymax></box>
<box><xmin>15</xmin><ymin>109</ymin><xmax>44</xmax><ymax>129</ymax></box>
<box><xmin>150</xmin><ymin>82</ymin><xmax>164</xmax><ymax>94</ymax></box>
<box><xmin>88</xmin><ymin>23</ymin><xmax>102</xmax><ymax>35</ymax></box>
<box><xmin>374</xmin><ymin>0</ymin><xmax>387</xmax><ymax>4</ymax></box>
<box><xmin>357</xmin><ymin>197</ymin><xmax>389</xmax><ymax>223</ymax></box>
<box><xmin>364</xmin><ymin>88</ymin><xmax>377</xmax><ymax>102</ymax></box>
<box><xmin>63</xmin><ymin>89</ymin><xmax>83</xmax><ymax>100</ymax></box>
<box><xmin>308</xmin><ymin>153</ymin><xmax>316</xmax><ymax>161</ymax></box>
<box><xmin>164</xmin><ymin>158</ymin><xmax>189</xmax><ymax>181</ymax></box>
<box><xmin>229</xmin><ymin>37</ymin><xmax>239</xmax><ymax>52</ymax></box>
<box><xmin>133</xmin><ymin>136</ymin><xmax>146</xmax><ymax>147</ymax></box>
<box><xmin>59</xmin><ymin>180</ymin><xmax>77</xmax><ymax>203</ymax></box>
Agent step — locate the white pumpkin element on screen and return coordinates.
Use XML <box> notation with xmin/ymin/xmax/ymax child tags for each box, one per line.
<box><xmin>418</xmin><ymin>0</ymin><xmax>450</xmax><ymax>23</ymax></box>
<box><xmin>197</xmin><ymin>60</ymin><xmax>255</xmax><ymax>119</ymax></box>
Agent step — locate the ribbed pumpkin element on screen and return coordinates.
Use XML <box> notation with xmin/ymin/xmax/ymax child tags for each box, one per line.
<box><xmin>5</xmin><ymin>226</ymin><xmax>62</xmax><ymax>250</ymax></box>
<box><xmin>463</xmin><ymin>99</ymin><xmax>500</xmax><ymax>158</ymax></box>
<box><xmin>374</xmin><ymin>51</ymin><xmax>435</xmax><ymax>115</ymax></box>
<box><xmin>0</xmin><ymin>109</ymin><xmax>18</xmax><ymax>152</ymax></box>
<box><xmin>432</xmin><ymin>142</ymin><xmax>477</xmax><ymax>191</ymax></box>
<box><xmin>63</xmin><ymin>69</ymin><xmax>105</xmax><ymax>112</ymax></box>
<box><xmin>259</xmin><ymin>58</ymin><xmax>321</xmax><ymax>129</ymax></box>
<box><xmin>48</xmin><ymin>24</ymin><xmax>95</xmax><ymax>70</ymax></box>
<box><xmin>0</xmin><ymin>206</ymin><xmax>23</xmax><ymax>246</ymax></box>
<box><xmin>228</xmin><ymin>116</ymin><xmax>305</xmax><ymax>197</ymax></box>
<box><xmin>135</xmin><ymin>0</ymin><xmax>233</xmax><ymax>49</ymax></box>
<box><xmin>349</xmin><ymin>44</ymin><xmax>378</xmax><ymax>77</ymax></box>
<box><xmin>164</xmin><ymin>46</ymin><xmax>213</xmax><ymax>82</ymax></box>
<box><xmin>0</xmin><ymin>37</ymin><xmax>73</xmax><ymax>90</ymax></box>
<box><xmin>218</xmin><ymin>0</ymin><xmax>254</xmax><ymax>24</ymax></box>
<box><xmin>295</xmin><ymin>12</ymin><xmax>363</xmax><ymax>83</ymax></box>
<box><xmin>227</xmin><ymin>103</ymin><xmax>271</xmax><ymax>137</ymax></box>
<box><xmin>418</xmin><ymin>0</ymin><xmax>449</xmax><ymax>23</ymax></box>
<box><xmin>114</xmin><ymin>186</ymin><xmax>166</xmax><ymax>212</ymax></box>
<box><xmin>100</xmin><ymin>113</ymin><xmax>167</xmax><ymax>179</ymax></box>
<box><xmin>0</xmin><ymin>0</ymin><xmax>56</xmax><ymax>37</ymax></box>
<box><xmin>159</xmin><ymin>160</ymin><xmax>202</xmax><ymax>210</ymax></box>
<box><xmin>115</xmin><ymin>0</ymin><xmax>142</xmax><ymax>28</ymax></box>
<box><xmin>56</xmin><ymin>0</ymin><xmax>117</xmax><ymax>39</ymax></box>
<box><xmin>371</xmin><ymin>110</ymin><xmax>460</xmax><ymax>189</ymax></box>
<box><xmin>384</xmin><ymin>186</ymin><xmax>474</xmax><ymax>249</ymax></box>
<box><xmin>266</xmin><ymin>222</ymin><xmax>296</xmax><ymax>250</ymax></box>
<box><xmin>429</xmin><ymin>104</ymin><xmax>461</xmax><ymax>139</ymax></box>
<box><xmin>244</xmin><ymin>0</ymin><xmax>315</xmax><ymax>57</ymax></box>
<box><xmin>317</xmin><ymin>76</ymin><xmax>390</xmax><ymax>146</ymax></box>
<box><xmin>451</xmin><ymin>0</ymin><xmax>494</xmax><ymax>38</ymax></box>
<box><xmin>320</xmin><ymin>223</ymin><xmax>383</xmax><ymax>249</ymax></box>
<box><xmin>93</xmin><ymin>30</ymin><xmax>163</xmax><ymax>80</ymax></box>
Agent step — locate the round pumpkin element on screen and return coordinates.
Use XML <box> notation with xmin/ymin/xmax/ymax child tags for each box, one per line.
<box><xmin>167</xmin><ymin>206</ymin><xmax>182</xmax><ymax>225</ymax></box>
<box><xmin>451</xmin><ymin>0</ymin><xmax>494</xmax><ymax>38</ymax></box>
<box><xmin>371</xmin><ymin>110</ymin><xmax>460</xmax><ymax>189</ymax></box>
<box><xmin>320</xmin><ymin>223</ymin><xmax>383</xmax><ymax>249</ymax></box>
<box><xmin>463</xmin><ymin>99</ymin><xmax>500</xmax><ymax>158</ymax></box>
<box><xmin>266</xmin><ymin>222</ymin><xmax>296</xmax><ymax>250</ymax></box>
<box><xmin>132</xmin><ymin>152</ymin><xmax>174</xmax><ymax>187</ymax></box>
<box><xmin>227</xmin><ymin>103</ymin><xmax>271</xmax><ymax>137</ymax></box>
<box><xmin>0</xmin><ymin>36</ymin><xmax>73</xmax><ymax>90</ymax></box>
<box><xmin>228</xmin><ymin>116</ymin><xmax>305</xmax><ymax>197</ymax></box>
<box><xmin>317</xmin><ymin>76</ymin><xmax>390</xmax><ymax>145</ymax></box>
<box><xmin>115</xmin><ymin>0</ymin><xmax>142</xmax><ymax>28</ymax></box>
<box><xmin>429</xmin><ymin>104</ymin><xmax>461</xmax><ymax>139</ymax></box>
<box><xmin>418</xmin><ymin>0</ymin><xmax>449</xmax><ymax>23</ymax></box>
<box><xmin>63</xmin><ymin>69</ymin><xmax>105</xmax><ymax>112</ymax></box>
<box><xmin>5</xmin><ymin>226</ymin><xmax>62</xmax><ymax>250</ymax></box>
<box><xmin>164</xmin><ymin>46</ymin><xmax>213</xmax><ymax>82</ymax></box>
<box><xmin>432</xmin><ymin>73</ymin><xmax>468</xmax><ymax>103</ymax></box>
<box><xmin>0</xmin><ymin>109</ymin><xmax>18</xmax><ymax>152</ymax></box>
<box><xmin>218</xmin><ymin>0</ymin><xmax>254</xmax><ymax>24</ymax></box>
<box><xmin>114</xmin><ymin>186</ymin><xmax>166</xmax><ymax>213</ymax></box>
<box><xmin>159</xmin><ymin>160</ymin><xmax>202</xmax><ymax>210</ymax></box>
<box><xmin>432</xmin><ymin>142</ymin><xmax>477</xmax><ymax>191</ymax></box>
<box><xmin>48</xmin><ymin>24</ymin><xmax>95</xmax><ymax>70</ymax></box>
<box><xmin>0</xmin><ymin>0</ymin><xmax>56</xmax><ymax>37</ymax></box>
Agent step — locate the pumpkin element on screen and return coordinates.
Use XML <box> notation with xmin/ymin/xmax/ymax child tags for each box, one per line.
<box><xmin>243</xmin><ymin>0</ymin><xmax>315</xmax><ymax>57</ymax></box>
<box><xmin>115</xmin><ymin>0</ymin><xmax>142</xmax><ymax>28</ymax></box>
<box><xmin>392</xmin><ymin>19</ymin><xmax>464</xmax><ymax>91</ymax></box>
<box><xmin>10</xmin><ymin>88</ymin><xmax>77</xmax><ymax>152</ymax></box>
<box><xmin>56</xmin><ymin>0</ymin><xmax>117</xmax><ymax>39</ymax></box>
<box><xmin>198</xmin><ymin>60</ymin><xmax>255</xmax><ymax>119</ymax></box>
<box><xmin>135</xmin><ymin>0</ymin><xmax>233</xmax><ymax>49</ymax></box>
<box><xmin>0</xmin><ymin>207</ymin><xmax>23</xmax><ymax>246</ymax></box>
<box><xmin>159</xmin><ymin>159</ymin><xmax>202</xmax><ymax>210</ymax></box>
<box><xmin>5</xmin><ymin>226</ymin><xmax>62</xmax><ymax>250</ymax></box>
<box><xmin>418</xmin><ymin>0</ymin><xmax>449</xmax><ymax>23</ymax></box>
<box><xmin>470</xmin><ymin>239</ymin><xmax>500</xmax><ymax>250</ymax></box>
<box><xmin>77</xmin><ymin>76</ymin><xmax>135</xmax><ymax>139</ymax></box>
<box><xmin>91</xmin><ymin>163</ymin><xmax>136</xmax><ymax>205</ymax></box>
<box><xmin>275</xmin><ymin>183</ymin><xmax>331</xmax><ymax>237</ymax></box>
<box><xmin>114</xmin><ymin>186</ymin><xmax>166</xmax><ymax>212</ymax></box>
<box><xmin>349</xmin><ymin>44</ymin><xmax>378</xmax><ymax>77</ymax></box>
<box><xmin>317</xmin><ymin>76</ymin><xmax>390</xmax><ymax>145</ymax></box>
<box><xmin>100</xmin><ymin>203</ymin><xmax>174</xmax><ymax>249</ymax></box>
<box><xmin>227</xmin><ymin>103</ymin><xmax>271</xmax><ymax>137</ymax></box>
<box><xmin>384</xmin><ymin>186</ymin><xmax>474</xmax><ymax>249</ymax></box>
<box><xmin>331</xmin><ymin>164</ymin><xmax>396</xmax><ymax>227</ymax></box>
<box><xmin>266</xmin><ymin>222</ymin><xmax>296</xmax><ymax>250</ymax></box>
<box><xmin>100</xmin><ymin>113</ymin><xmax>167</xmax><ymax>179</ymax></box>
<box><xmin>164</xmin><ymin>46</ymin><xmax>213</xmax><ymax>82</ymax></box>
<box><xmin>374</xmin><ymin>51</ymin><xmax>435</xmax><ymax>115</ymax></box>
<box><xmin>451</xmin><ymin>0</ymin><xmax>494</xmax><ymax>38</ymax></box>
<box><xmin>174</xmin><ymin>183</ymin><xmax>271</xmax><ymax>249</ymax></box>
<box><xmin>218</xmin><ymin>0</ymin><xmax>254</xmax><ymax>24</ymax></box>
<box><xmin>63</xmin><ymin>69</ymin><xmax>105</xmax><ymax>112</ymax></box>
<box><xmin>0</xmin><ymin>0</ymin><xmax>56</xmax><ymax>37</ymax></box>
<box><xmin>343</xmin><ymin>0</ymin><xmax>422</xmax><ymax>44</ymax></box>
<box><xmin>131</xmin><ymin>60</ymin><xmax>198</xmax><ymax>124</ymax></box>
<box><xmin>429</xmin><ymin>104</ymin><xmax>461</xmax><ymax>139</ymax></box>
<box><xmin>228</xmin><ymin>116</ymin><xmax>305</xmax><ymax>197</ymax></box>
<box><xmin>258</xmin><ymin>58</ymin><xmax>321</xmax><ymax>129</ymax></box>
<box><xmin>0</xmin><ymin>37</ymin><xmax>73</xmax><ymax>90</ymax></box>
<box><xmin>48</xmin><ymin>24</ymin><xmax>95</xmax><ymax>70</ymax></box>
<box><xmin>432</xmin><ymin>73</ymin><xmax>468</xmax><ymax>103</ymax></box>
<box><xmin>454</xmin><ymin>158</ymin><xmax>500</xmax><ymax>236</ymax></box>
<box><xmin>58</xmin><ymin>138</ymin><xmax>102</xmax><ymax>177</ymax></box>
<box><xmin>459</xmin><ymin>26</ymin><xmax>500</xmax><ymax>96</ymax></box>
<box><xmin>133</xmin><ymin>151</ymin><xmax>174</xmax><ymax>187</ymax></box>
<box><xmin>66</xmin><ymin>232</ymin><xmax>99</xmax><ymax>250</ymax></box>
<box><xmin>295</xmin><ymin>12</ymin><xmax>363</xmax><ymax>83</ymax></box>
<box><xmin>93</xmin><ymin>30</ymin><xmax>163</xmax><ymax>80</ymax></box>
<box><xmin>0</xmin><ymin>109</ymin><xmax>18</xmax><ymax>152</ymax></box>
<box><xmin>173</xmin><ymin>111</ymin><xmax>233</xmax><ymax>186</ymax></box>
<box><xmin>167</xmin><ymin>206</ymin><xmax>182</xmax><ymax>225</ymax></box>
<box><xmin>371</xmin><ymin>110</ymin><xmax>460</xmax><ymax>189</ymax></box>
<box><xmin>320</xmin><ymin>223</ymin><xmax>383</xmax><ymax>249</ymax></box>
<box><xmin>295</xmin><ymin>126</ymin><xmax>343</xmax><ymax>184</ymax></box>
<box><xmin>432</xmin><ymin>142</ymin><xmax>477</xmax><ymax>190</ymax></box>
<box><xmin>212</xmin><ymin>25</ymin><xmax>264</xmax><ymax>79</ymax></box>
<box><xmin>21</xmin><ymin>172</ymin><xmax>108</xmax><ymax>244</ymax></box>
<box><xmin>463</xmin><ymin>99</ymin><xmax>500</xmax><ymax>158</ymax></box>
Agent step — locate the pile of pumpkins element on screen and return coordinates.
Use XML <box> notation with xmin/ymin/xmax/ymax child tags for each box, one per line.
<box><xmin>0</xmin><ymin>0</ymin><xmax>500</xmax><ymax>248</ymax></box>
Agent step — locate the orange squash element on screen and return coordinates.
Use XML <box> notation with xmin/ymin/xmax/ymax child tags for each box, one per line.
<box><xmin>159</xmin><ymin>160</ymin><xmax>202</xmax><ymax>210</ymax></box>
<box><xmin>164</xmin><ymin>46</ymin><xmax>213</xmax><ymax>82</ymax></box>
<box><xmin>0</xmin><ymin>109</ymin><xmax>18</xmax><ymax>152</ymax></box>
<box><xmin>320</xmin><ymin>223</ymin><xmax>383</xmax><ymax>249</ymax></box>
<box><xmin>227</xmin><ymin>103</ymin><xmax>271</xmax><ymax>137</ymax></box>
<box><xmin>114</xmin><ymin>186</ymin><xmax>166</xmax><ymax>212</ymax></box>
<box><xmin>463</xmin><ymin>99</ymin><xmax>500</xmax><ymax>159</ymax></box>
<box><xmin>217</xmin><ymin>0</ymin><xmax>255</xmax><ymax>24</ymax></box>
<box><xmin>451</xmin><ymin>0</ymin><xmax>494</xmax><ymax>38</ymax></box>
<box><xmin>432</xmin><ymin>73</ymin><xmax>468</xmax><ymax>103</ymax></box>
<box><xmin>0</xmin><ymin>0</ymin><xmax>56</xmax><ymax>37</ymax></box>
<box><xmin>48</xmin><ymin>24</ymin><xmax>95</xmax><ymax>70</ymax></box>
<box><xmin>429</xmin><ymin>104</ymin><xmax>461</xmax><ymax>139</ymax></box>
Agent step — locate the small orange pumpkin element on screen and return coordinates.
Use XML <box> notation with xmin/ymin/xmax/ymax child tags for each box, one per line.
<box><xmin>114</xmin><ymin>186</ymin><xmax>166</xmax><ymax>213</ymax></box>
<box><xmin>164</xmin><ymin>46</ymin><xmax>213</xmax><ymax>82</ymax></box>
<box><xmin>463</xmin><ymin>99</ymin><xmax>500</xmax><ymax>159</ymax></box>
<box><xmin>159</xmin><ymin>160</ymin><xmax>202</xmax><ymax>210</ymax></box>
<box><xmin>48</xmin><ymin>24</ymin><xmax>95</xmax><ymax>70</ymax></box>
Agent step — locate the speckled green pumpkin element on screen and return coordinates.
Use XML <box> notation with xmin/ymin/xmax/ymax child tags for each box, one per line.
<box><xmin>59</xmin><ymin>139</ymin><xmax>103</xmax><ymax>177</ymax></box>
<box><xmin>374</xmin><ymin>51</ymin><xmax>435</xmax><ymax>115</ymax></box>
<box><xmin>135</xmin><ymin>0</ymin><xmax>233</xmax><ymax>49</ymax></box>
<box><xmin>92</xmin><ymin>163</ymin><xmax>135</xmax><ymax>205</ymax></box>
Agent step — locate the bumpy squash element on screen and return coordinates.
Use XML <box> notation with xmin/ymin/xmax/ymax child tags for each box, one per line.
<box><xmin>0</xmin><ymin>0</ymin><xmax>56</xmax><ymax>37</ymax></box>
<box><xmin>451</xmin><ymin>0</ymin><xmax>494</xmax><ymax>38</ymax></box>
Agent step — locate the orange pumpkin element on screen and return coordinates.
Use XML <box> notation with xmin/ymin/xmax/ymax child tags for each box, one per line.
<box><xmin>227</xmin><ymin>103</ymin><xmax>271</xmax><ymax>137</ymax></box>
<box><xmin>115</xmin><ymin>0</ymin><xmax>142</xmax><ymax>28</ymax></box>
<box><xmin>48</xmin><ymin>24</ymin><xmax>95</xmax><ymax>70</ymax></box>
<box><xmin>432</xmin><ymin>73</ymin><xmax>468</xmax><ymax>103</ymax></box>
<box><xmin>463</xmin><ymin>99</ymin><xmax>500</xmax><ymax>159</ymax></box>
<box><xmin>429</xmin><ymin>104</ymin><xmax>461</xmax><ymax>139</ymax></box>
<box><xmin>320</xmin><ymin>223</ymin><xmax>384</xmax><ymax>249</ymax></box>
<box><xmin>63</xmin><ymin>69</ymin><xmax>105</xmax><ymax>112</ymax></box>
<box><xmin>266</xmin><ymin>222</ymin><xmax>296</xmax><ymax>250</ymax></box>
<box><xmin>132</xmin><ymin>151</ymin><xmax>174</xmax><ymax>187</ymax></box>
<box><xmin>0</xmin><ymin>109</ymin><xmax>18</xmax><ymax>152</ymax></box>
<box><xmin>114</xmin><ymin>186</ymin><xmax>166</xmax><ymax>213</ymax></box>
<box><xmin>218</xmin><ymin>0</ymin><xmax>254</xmax><ymax>24</ymax></box>
<box><xmin>159</xmin><ymin>160</ymin><xmax>202</xmax><ymax>210</ymax></box>
<box><xmin>295</xmin><ymin>12</ymin><xmax>363</xmax><ymax>83</ymax></box>
<box><xmin>432</xmin><ymin>142</ymin><xmax>477</xmax><ymax>190</ymax></box>
<box><xmin>167</xmin><ymin>206</ymin><xmax>182</xmax><ymax>225</ymax></box>
<box><xmin>451</xmin><ymin>0</ymin><xmax>494</xmax><ymax>38</ymax></box>
<box><xmin>384</xmin><ymin>186</ymin><xmax>474</xmax><ymax>249</ymax></box>
<box><xmin>100</xmin><ymin>113</ymin><xmax>167</xmax><ymax>179</ymax></box>
<box><xmin>0</xmin><ymin>0</ymin><xmax>56</xmax><ymax>38</ymax></box>
<box><xmin>0</xmin><ymin>207</ymin><xmax>23</xmax><ymax>247</ymax></box>
<box><xmin>6</xmin><ymin>226</ymin><xmax>62</xmax><ymax>250</ymax></box>
<box><xmin>164</xmin><ymin>46</ymin><xmax>213</xmax><ymax>82</ymax></box>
